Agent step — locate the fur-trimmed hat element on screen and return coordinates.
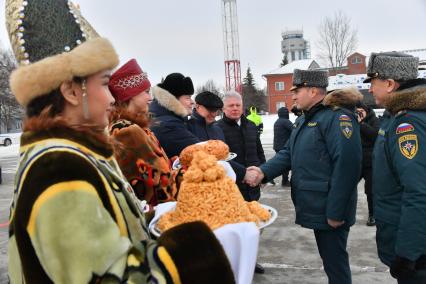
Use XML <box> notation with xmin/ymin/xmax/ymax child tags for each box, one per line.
<box><xmin>290</xmin><ymin>69</ymin><xmax>329</xmax><ymax>91</ymax></box>
<box><xmin>6</xmin><ymin>0</ymin><xmax>119</xmax><ymax>107</ymax></box>
<box><xmin>157</xmin><ymin>73</ymin><xmax>194</xmax><ymax>98</ymax></box>
<box><xmin>363</xmin><ymin>52</ymin><xmax>419</xmax><ymax>83</ymax></box>
<box><xmin>109</xmin><ymin>59</ymin><xmax>151</xmax><ymax>102</ymax></box>
<box><xmin>195</xmin><ymin>91</ymin><xmax>223</xmax><ymax>110</ymax></box>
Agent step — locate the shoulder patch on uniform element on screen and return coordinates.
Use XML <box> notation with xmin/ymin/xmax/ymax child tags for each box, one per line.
<box><xmin>340</xmin><ymin>121</ymin><xmax>353</xmax><ymax>139</ymax></box>
<box><xmin>396</xmin><ymin>123</ymin><xmax>414</xmax><ymax>134</ymax></box>
<box><xmin>339</xmin><ymin>114</ymin><xmax>352</xmax><ymax>122</ymax></box>
<box><xmin>399</xmin><ymin>134</ymin><xmax>418</xmax><ymax>159</ymax></box>
<box><xmin>307</xmin><ymin>122</ymin><xmax>317</xmax><ymax>127</ymax></box>
<box><xmin>378</xmin><ymin>129</ymin><xmax>385</xmax><ymax>136</ymax></box>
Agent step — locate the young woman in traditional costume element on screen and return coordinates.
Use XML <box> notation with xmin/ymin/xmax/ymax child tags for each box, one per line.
<box><xmin>109</xmin><ymin>59</ymin><xmax>177</xmax><ymax>207</ymax></box>
<box><xmin>6</xmin><ymin>1</ymin><xmax>234</xmax><ymax>283</ymax></box>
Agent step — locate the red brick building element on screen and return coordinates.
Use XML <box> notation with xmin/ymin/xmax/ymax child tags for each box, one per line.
<box><xmin>263</xmin><ymin>59</ymin><xmax>320</xmax><ymax>114</ymax></box>
<box><xmin>322</xmin><ymin>52</ymin><xmax>367</xmax><ymax>76</ymax></box>
<box><xmin>263</xmin><ymin>52</ymin><xmax>367</xmax><ymax>114</ymax></box>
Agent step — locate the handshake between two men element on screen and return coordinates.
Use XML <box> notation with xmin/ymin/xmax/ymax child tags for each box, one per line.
<box><xmin>243</xmin><ymin>166</ymin><xmax>264</xmax><ymax>187</ymax></box>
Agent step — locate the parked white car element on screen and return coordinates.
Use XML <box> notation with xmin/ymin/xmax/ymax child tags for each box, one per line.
<box><xmin>0</xmin><ymin>134</ymin><xmax>12</xmax><ymax>146</ymax></box>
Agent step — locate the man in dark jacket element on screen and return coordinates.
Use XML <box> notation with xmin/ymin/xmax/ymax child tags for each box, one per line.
<box><xmin>149</xmin><ymin>73</ymin><xmax>199</xmax><ymax>158</ymax></box>
<box><xmin>187</xmin><ymin>91</ymin><xmax>225</xmax><ymax>141</ymax></box>
<box><xmin>217</xmin><ymin>90</ymin><xmax>266</xmax><ymax>274</ymax></box>
<box><xmin>273</xmin><ymin>107</ymin><xmax>293</xmax><ymax>186</ymax></box>
<box><xmin>245</xmin><ymin>70</ymin><xmax>362</xmax><ymax>284</ymax></box>
<box><xmin>217</xmin><ymin>91</ymin><xmax>266</xmax><ymax>202</ymax></box>
<box><xmin>365</xmin><ymin>51</ymin><xmax>426</xmax><ymax>283</ymax></box>
<box><xmin>355</xmin><ymin>102</ymin><xmax>380</xmax><ymax>226</ymax></box>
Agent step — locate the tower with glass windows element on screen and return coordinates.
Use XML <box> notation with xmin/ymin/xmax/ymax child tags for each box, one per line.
<box><xmin>281</xmin><ymin>30</ymin><xmax>310</xmax><ymax>63</ymax></box>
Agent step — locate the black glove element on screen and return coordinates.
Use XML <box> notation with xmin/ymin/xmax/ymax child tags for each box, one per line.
<box><xmin>158</xmin><ymin>221</ymin><xmax>235</xmax><ymax>284</ymax></box>
<box><xmin>390</xmin><ymin>256</ymin><xmax>416</xmax><ymax>279</ymax></box>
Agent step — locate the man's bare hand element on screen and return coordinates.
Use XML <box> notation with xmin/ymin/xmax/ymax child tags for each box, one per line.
<box><xmin>244</xmin><ymin>166</ymin><xmax>264</xmax><ymax>187</ymax></box>
<box><xmin>327</xmin><ymin>218</ymin><xmax>345</xmax><ymax>229</ymax></box>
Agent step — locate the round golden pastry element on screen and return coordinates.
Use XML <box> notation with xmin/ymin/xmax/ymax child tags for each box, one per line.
<box><xmin>158</xmin><ymin>151</ymin><xmax>270</xmax><ymax>232</ymax></box>
<box><xmin>179</xmin><ymin>140</ymin><xmax>229</xmax><ymax>167</ymax></box>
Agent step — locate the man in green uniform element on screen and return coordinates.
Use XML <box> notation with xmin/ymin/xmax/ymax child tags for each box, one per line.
<box><xmin>245</xmin><ymin>69</ymin><xmax>362</xmax><ymax>283</ymax></box>
<box><xmin>364</xmin><ymin>52</ymin><xmax>426</xmax><ymax>283</ymax></box>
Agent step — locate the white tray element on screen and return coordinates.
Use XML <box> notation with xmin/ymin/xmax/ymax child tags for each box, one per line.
<box><xmin>150</xmin><ymin>203</ymin><xmax>278</xmax><ymax>237</ymax></box>
<box><xmin>172</xmin><ymin>152</ymin><xmax>237</xmax><ymax>170</ymax></box>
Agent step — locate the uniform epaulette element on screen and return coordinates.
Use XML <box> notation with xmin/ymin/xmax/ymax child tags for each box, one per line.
<box><xmin>395</xmin><ymin>110</ymin><xmax>408</xmax><ymax>118</ymax></box>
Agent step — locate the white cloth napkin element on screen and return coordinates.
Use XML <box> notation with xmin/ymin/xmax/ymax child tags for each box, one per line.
<box><xmin>149</xmin><ymin>202</ymin><xmax>259</xmax><ymax>284</ymax></box>
<box><xmin>217</xmin><ymin>160</ymin><xmax>236</xmax><ymax>181</ymax></box>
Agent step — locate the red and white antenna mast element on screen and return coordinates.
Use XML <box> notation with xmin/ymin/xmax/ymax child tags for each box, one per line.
<box><xmin>222</xmin><ymin>0</ymin><xmax>242</xmax><ymax>93</ymax></box>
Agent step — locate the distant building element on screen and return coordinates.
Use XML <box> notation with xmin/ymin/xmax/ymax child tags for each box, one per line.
<box><xmin>263</xmin><ymin>59</ymin><xmax>320</xmax><ymax>114</ymax></box>
<box><xmin>281</xmin><ymin>30</ymin><xmax>310</xmax><ymax>63</ymax></box>
<box><xmin>319</xmin><ymin>52</ymin><xmax>367</xmax><ymax>76</ymax></box>
<box><xmin>264</xmin><ymin>49</ymin><xmax>426</xmax><ymax>114</ymax></box>
<box><xmin>328</xmin><ymin>69</ymin><xmax>426</xmax><ymax>109</ymax></box>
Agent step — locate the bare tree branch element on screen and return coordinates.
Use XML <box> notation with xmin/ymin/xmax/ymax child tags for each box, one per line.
<box><xmin>316</xmin><ymin>11</ymin><xmax>358</xmax><ymax>70</ymax></box>
<box><xmin>0</xmin><ymin>44</ymin><xmax>22</xmax><ymax>133</ymax></box>
<box><xmin>196</xmin><ymin>79</ymin><xmax>224</xmax><ymax>98</ymax></box>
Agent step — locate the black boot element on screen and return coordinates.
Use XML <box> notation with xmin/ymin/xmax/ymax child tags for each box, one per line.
<box><xmin>255</xmin><ymin>263</ymin><xmax>265</xmax><ymax>274</ymax></box>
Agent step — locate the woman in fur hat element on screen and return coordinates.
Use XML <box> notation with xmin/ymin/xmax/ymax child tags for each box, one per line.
<box><xmin>6</xmin><ymin>1</ymin><xmax>234</xmax><ymax>283</ymax></box>
<box><xmin>109</xmin><ymin>59</ymin><xmax>177</xmax><ymax>207</ymax></box>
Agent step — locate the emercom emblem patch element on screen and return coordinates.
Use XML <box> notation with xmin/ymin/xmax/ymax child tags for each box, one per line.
<box><xmin>399</xmin><ymin>134</ymin><xmax>418</xmax><ymax>159</ymax></box>
<box><xmin>340</xmin><ymin>121</ymin><xmax>353</xmax><ymax>139</ymax></box>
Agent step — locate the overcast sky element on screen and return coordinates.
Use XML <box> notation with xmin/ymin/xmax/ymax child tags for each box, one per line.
<box><xmin>1</xmin><ymin>0</ymin><xmax>426</xmax><ymax>89</ymax></box>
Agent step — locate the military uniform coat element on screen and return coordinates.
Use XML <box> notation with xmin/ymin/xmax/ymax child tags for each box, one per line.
<box><xmin>373</xmin><ymin>80</ymin><xmax>426</xmax><ymax>266</ymax></box>
<box><xmin>260</xmin><ymin>91</ymin><xmax>362</xmax><ymax>230</ymax></box>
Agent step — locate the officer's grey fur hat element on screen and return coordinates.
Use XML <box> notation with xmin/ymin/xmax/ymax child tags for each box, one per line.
<box><xmin>363</xmin><ymin>52</ymin><xmax>419</xmax><ymax>83</ymax></box>
<box><xmin>290</xmin><ymin>69</ymin><xmax>329</xmax><ymax>91</ymax></box>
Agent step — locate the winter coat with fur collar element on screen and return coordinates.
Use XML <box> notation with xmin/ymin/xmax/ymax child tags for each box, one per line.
<box><xmin>110</xmin><ymin>109</ymin><xmax>177</xmax><ymax>206</ymax></box>
<box><xmin>149</xmin><ymin>86</ymin><xmax>199</xmax><ymax>158</ymax></box>
<box><xmin>373</xmin><ymin>79</ymin><xmax>426</xmax><ymax>267</ymax></box>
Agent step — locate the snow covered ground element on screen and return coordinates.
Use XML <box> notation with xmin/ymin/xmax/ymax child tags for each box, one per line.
<box><xmin>260</xmin><ymin>114</ymin><xmax>297</xmax><ymax>146</ymax></box>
